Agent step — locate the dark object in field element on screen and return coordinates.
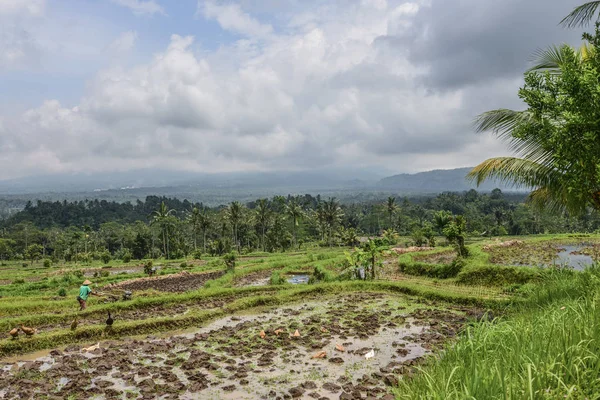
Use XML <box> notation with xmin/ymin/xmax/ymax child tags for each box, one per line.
<box><xmin>122</xmin><ymin>291</ymin><xmax>132</xmax><ymax>301</ymax></box>
<box><xmin>9</xmin><ymin>327</ymin><xmax>19</xmax><ymax>339</ymax></box>
<box><xmin>70</xmin><ymin>318</ymin><xmax>78</xmax><ymax>331</ymax></box>
<box><xmin>106</xmin><ymin>311</ymin><xmax>114</xmax><ymax>326</ymax></box>
<box><xmin>20</xmin><ymin>325</ymin><xmax>36</xmax><ymax>337</ymax></box>
<box><xmin>469</xmin><ymin>310</ymin><xmax>495</xmax><ymax>322</ymax></box>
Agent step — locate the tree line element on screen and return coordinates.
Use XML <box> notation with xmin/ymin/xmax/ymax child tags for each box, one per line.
<box><xmin>0</xmin><ymin>189</ymin><xmax>599</xmax><ymax>263</ymax></box>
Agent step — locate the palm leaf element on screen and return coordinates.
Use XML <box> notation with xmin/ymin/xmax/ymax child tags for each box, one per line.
<box><xmin>473</xmin><ymin>109</ymin><xmax>534</xmax><ymax>138</ymax></box>
<box><xmin>527</xmin><ymin>45</ymin><xmax>572</xmax><ymax>73</ymax></box>
<box><xmin>560</xmin><ymin>1</ymin><xmax>600</xmax><ymax>28</ymax></box>
<box><xmin>467</xmin><ymin>157</ymin><xmax>559</xmax><ymax>188</ymax></box>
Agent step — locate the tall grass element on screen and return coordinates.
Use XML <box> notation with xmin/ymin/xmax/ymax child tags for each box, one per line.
<box><xmin>396</xmin><ymin>266</ymin><xmax>600</xmax><ymax>399</ymax></box>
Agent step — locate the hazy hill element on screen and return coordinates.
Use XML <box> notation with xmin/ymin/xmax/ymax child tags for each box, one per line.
<box><xmin>378</xmin><ymin>167</ymin><xmax>519</xmax><ymax>192</ymax></box>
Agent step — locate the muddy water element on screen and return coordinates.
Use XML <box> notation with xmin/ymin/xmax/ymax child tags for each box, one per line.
<box><xmin>0</xmin><ymin>294</ymin><xmax>469</xmax><ymax>400</ymax></box>
<box><xmin>553</xmin><ymin>245</ymin><xmax>594</xmax><ymax>270</ymax></box>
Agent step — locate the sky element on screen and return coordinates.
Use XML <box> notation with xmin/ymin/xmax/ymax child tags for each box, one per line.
<box><xmin>0</xmin><ymin>0</ymin><xmax>585</xmax><ymax>180</ymax></box>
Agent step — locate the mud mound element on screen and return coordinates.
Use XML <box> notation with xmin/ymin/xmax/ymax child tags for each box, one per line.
<box><xmin>107</xmin><ymin>270</ymin><xmax>225</xmax><ymax>293</ymax></box>
<box><xmin>392</xmin><ymin>246</ymin><xmax>435</xmax><ymax>255</ymax></box>
<box><xmin>482</xmin><ymin>240</ymin><xmax>523</xmax><ymax>251</ymax></box>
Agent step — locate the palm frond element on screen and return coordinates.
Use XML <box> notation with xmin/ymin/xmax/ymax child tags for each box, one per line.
<box><xmin>527</xmin><ymin>45</ymin><xmax>572</xmax><ymax>73</ymax></box>
<box><xmin>467</xmin><ymin>157</ymin><xmax>559</xmax><ymax>188</ymax></box>
<box><xmin>560</xmin><ymin>1</ymin><xmax>600</xmax><ymax>28</ymax></box>
<box><xmin>472</xmin><ymin>109</ymin><xmax>533</xmax><ymax>137</ymax></box>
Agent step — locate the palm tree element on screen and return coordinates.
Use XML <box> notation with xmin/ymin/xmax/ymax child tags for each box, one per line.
<box><xmin>197</xmin><ymin>209</ymin><xmax>212</xmax><ymax>254</ymax></box>
<box><xmin>226</xmin><ymin>201</ymin><xmax>244</xmax><ymax>252</ymax></box>
<box><xmin>385</xmin><ymin>197</ymin><xmax>398</xmax><ymax>229</ymax></box>
<box><xmin>255</xmin><ymin>199</ymin><xmax>271</xmax><ymax>251</ymax></box>
<box><xmin>187</xmin><ymin>207</ymin><xmax>201</xmax><ymax>251</ymax></box>
<box><xmin>323</xmin><ymin>198</ymin><xmax>344</xmax><ymax>246</ymax></box>
<box><xmin>561</xmin><ymin>1</ymin><xmax>600</xmax><ymax>28</ymax></box>
<box><xmin>150</xmin><ymin>202</ymin><xmax>175</xmax><ymax>259</ymax></box>
<box><xmin>285</xmin><ymin>198</ymin><xmax>305</xmax><ymax>249</ymax></box>
<box><xmin>468</xmin><ymin>44</ymin><xmax>595</xmax><ymax>214</ymax></box>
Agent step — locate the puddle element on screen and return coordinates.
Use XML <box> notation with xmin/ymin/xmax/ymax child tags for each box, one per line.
<box><xmin>553</xmin><ymin>245</ymin><xmax>594</xmax><ymax>270</ymax></box>
<box><xmin>286</xmin><ymin>274</ymin><xmax>310</xmax><ymax>284</ymax></box>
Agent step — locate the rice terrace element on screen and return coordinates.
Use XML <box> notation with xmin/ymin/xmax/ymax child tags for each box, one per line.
<box><xmin>4</xmin><ymin>0</ymin><xmax>600</xmax><ymax>399</ymax></box>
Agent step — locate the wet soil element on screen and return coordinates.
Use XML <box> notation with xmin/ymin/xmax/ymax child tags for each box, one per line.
<box><xmin>234</xmin><ymin>270</ymin><xmax>272</xmax><ymax>287</ymax></box>
<box><xmin>0</xmin><ymin>293</ymin><xmax>478</xmax><ymax>400</ymax></box>
<box><xmin>107</xmin><ymin>271</ymin><xmax>226</xmax><ymax>293</ymax></box>
<box><xmin>412</xmin><ymin>251</ymin><xmax>456</xmax><ymax>265</ymax></box>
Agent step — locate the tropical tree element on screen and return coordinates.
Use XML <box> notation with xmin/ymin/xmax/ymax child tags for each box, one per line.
<box><xmin>255</xmin><ymin>199</ymin><xmax>271</xmax><ymax>251</ymax></box>
<box><xmin>385</xmin><ymin>197</ymin><xmax>398</xmax><ymax>229</ymax></box>
<box><xmin>150</xmin><ymin>202</ymin><xmax>176</xmax><ymax>259</ymax></box>
<box><xmin>226</xmin><ymin>201</ymin><xmax>244</xmax><ymax>252</ymax></box>
<box><xmin>433</xmin><ymin>210</ymin><xmax>453</xmax><ymax>234</ymax></box>
<box><xmin>285</xmin><ymin>198</ymin><xmax>305</xmax><ymax>249</ymax></box>
<box><xmin>322</xmin><ymin>198</ymin><xmax>344</xmax><ymax>246</ymax></box>
<box><xmin>468</xmin><ymin>29</ymin><xmax>600</xmax><ymax>215</ymax></box>
<box><xmin>186</xmin><ymin>206</ymin><xmax>205</xmax><ymax>251</ymax></box>
<box><xmin>561</xmin><ymin>1</ymin><xmax>600</xmax><ymax>28</ymax></box>
<box><xmin>197</xmin><ymin>209</ymin><xmax>212</xmax><ymax>254</ymax></box>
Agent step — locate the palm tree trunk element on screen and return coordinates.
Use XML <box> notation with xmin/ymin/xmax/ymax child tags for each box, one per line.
<box><xmin>162</xmin><ymin>229</ymin><xmax>167</xmax><ymax>259</ymax></box>
<box><xmin>203</xmin><ymin>230</ymin><xmax>207</xmax><ymax>253</ymax></box>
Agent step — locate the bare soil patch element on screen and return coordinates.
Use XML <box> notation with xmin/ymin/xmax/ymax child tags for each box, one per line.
<box><xmin>106</xmin><ymin>270</ymin><xmax>225</xmax><ymax>293</ymax></box>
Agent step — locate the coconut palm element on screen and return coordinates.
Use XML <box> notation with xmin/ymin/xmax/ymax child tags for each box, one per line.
<box><xmin>255</xmin><ymin>199</ymin><xmax>271</xmax><ymax>251</ymax></box>
<box><xmin>467</xmin><ymin>44</ymin><xmax>597</xmax><ymax>214</ymax></box>
<box><xmin>150</xmin><ymin>202</ymin><xmax>175</xmax><ymax>259</ymax></box>
<box><xmin>197</xmin><ymin>209</ymin><xmax>212</xmax><ymax>254</ymax></box>
<box><xmin>187</xmin><ymin>206</ymin><xmax>201</xmax><ymax>251</ymax></box>
<box><xmin>561</xmin><ymin>1</ymin><xmax>600</xmax><ymax>28</ymax></box>
<box><xmin>322</xmin><ymin>198</ymin><xmax>344</xmax><ymax>246</ymax></box>
<box><xmin>226</xmin><ymin>201</ymin><xmax>244</xmax><ymax>252</ymax></box>
<box><xmin>285</xmin><ymin>198</ymin><xmax>305</xmax><ymax>249</ymax></box>
<box><xmin>385</xmin><ymin>197</ymin><xmax>398</xmax><ymax>229</ymax></box>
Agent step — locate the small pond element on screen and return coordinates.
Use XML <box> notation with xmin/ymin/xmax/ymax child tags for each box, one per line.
<box><xmin>286</xmin><ymin>274</ymin><xmax>310</xmax><ymax>284</ymax></box>
<box><xmin>553</xmin><ymin>245</ymin><xmax>594</xmax><ymax>271</ymax></box>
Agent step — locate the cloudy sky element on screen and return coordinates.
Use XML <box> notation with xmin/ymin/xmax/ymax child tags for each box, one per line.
<box><xmin>0</xmin><ymin>0</ymin><xmax>584</xmax><ymax>180</ymax></box>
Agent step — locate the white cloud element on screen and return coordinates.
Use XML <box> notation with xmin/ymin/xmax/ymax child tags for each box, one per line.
<box><xmin>2</xmin><ymin>0</ymin><xmax>563</xmax><ymax>180</ymax></box>
<box><xmin>200</xmin><ymin>0</ymin><xmax>273</xmax><ymax>39</ymax></box>
<box><xmin>107</xmin><ymin>31</ymin><xmax>138</xmax><ymax>54</ymax></box>
<box><xmin>0</xmin><ymin>0</ymin><xmax>45</xmax><ymax>16</ymax></box>
<box><xmin>109</xmin><ymin>0</ymin><xmax>164</xmax><ymax>16</ymax></box>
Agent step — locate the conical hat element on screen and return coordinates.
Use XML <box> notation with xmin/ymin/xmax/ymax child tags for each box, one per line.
<box><xmin>83</xmin><ymin>280</ymin><xmax>92</xmax><ymax>285</ymax></box>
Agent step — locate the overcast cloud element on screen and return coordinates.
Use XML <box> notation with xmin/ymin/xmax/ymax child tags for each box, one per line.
<box><xmin>0</xmin><ymin>0</ymin><xmax>584</xmax><ymax>180</ymax></box>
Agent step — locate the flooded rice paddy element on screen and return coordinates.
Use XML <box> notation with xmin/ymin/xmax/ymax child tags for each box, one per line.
<box><xmin>0</xmin><ymin>293</ymin><xmax>475</xmax><ymax>399</ymax></box>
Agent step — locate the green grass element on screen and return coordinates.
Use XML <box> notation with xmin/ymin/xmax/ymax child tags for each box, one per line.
<box><xmin>395</xmin><ymin>267</ymin><xmax>600</xmax><ymax>399</ymax></box>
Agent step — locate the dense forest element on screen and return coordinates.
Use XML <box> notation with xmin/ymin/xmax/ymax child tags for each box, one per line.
<box><xmin>0</xmin><ymin>189</ymin><xmax>598</xmax><ymax>263</ymax></box>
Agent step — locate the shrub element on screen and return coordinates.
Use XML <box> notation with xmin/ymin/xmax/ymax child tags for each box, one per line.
<box><xmin>74</xmin><ymin>270</ymin><xmax>84</xmax><ymax>279</ymax></box>
<box><xmin>143</xmin><ymin>260</ymin><xmax>155</xmax><ymax>275</ymax></box>
<box><xmin>100</xmin><ymin>271</ymin><xmax>110</xmax><ymax>278</ymax></box>
<box><xmin>43</xmin><ymin>259</ymin><xmax>52</xmax><ymax>268</ymax></box>
<box><xmin>456</xmin><ymin>264</ymin><xmax>540</xmax><ymax>286</ymax></box>
<box><xmin>223</xmin><ymin>252</ymin><xmax>236</xmax><ymax>272</ymax></box>
<box><xmin>100</xmin><ymin>251</ymin><xmax>111</xmax><ymax>264</ymax></box>
<box><xmin>270</xmin><ymin>271</ymin><xmax>285</xmax><ymax>285</ymax></box>
<box><xmin>192</xmin><ymin>249</ymin><xmax>203</xmax><ymax>260</ymax></box>
<box><xmin>57</xmin><ymin>288</ymin><xmax>67</xmax><ymax>297</ymax></box>
<box><xmin>122</xmin><ymin>250</ymin><xmax>132</xmax><ymax>263</ymax></box>
<box><xmin>309</xmin><ymin>265</ymin><xmax>335</xmax><ymax>283</ymax></box>
<box><xmin>180</xmin><ymin>262</ymin><xmax>188</xmax><ymax>269</ymax></box>
<box><xmin>399</xmin><ymin>258</ymin><xmax>464</xmax><ymax>279</ymax></box>
<box><xmin>12</xmin><ymin>278</ymin><xmax>25</xmax><ymax>285</ymax></box>
<box><xmin>22</xmin><ymin>262</ymin><xmax>28</xmax><ymax>268</ymax></box>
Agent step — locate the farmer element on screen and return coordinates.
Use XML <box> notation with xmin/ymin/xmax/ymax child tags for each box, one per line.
<box><xmin>77</xmin><ymin>280</ymin><xmax>93</xmax><ymax>311</ymax></box>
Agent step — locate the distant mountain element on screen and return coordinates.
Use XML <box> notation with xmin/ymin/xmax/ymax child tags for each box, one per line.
<box><xmin>0</xmin><ymin>168</ymin><xmax>383</xmax><ymax>195</ymax></box>
<box><xmin>378</xmin><ymin>167</ymin><xmax>522</xmax><ymax>192</ymax></box>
